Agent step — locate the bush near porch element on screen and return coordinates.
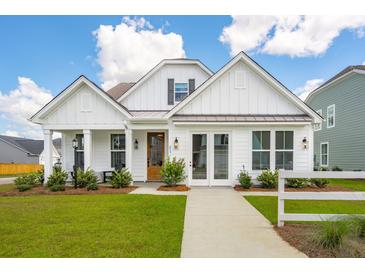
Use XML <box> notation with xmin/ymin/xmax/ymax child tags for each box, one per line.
<box><xmin>0</xmin><ymin>194</ymin><xmax>186</xmax><ymax>258</ymax></box>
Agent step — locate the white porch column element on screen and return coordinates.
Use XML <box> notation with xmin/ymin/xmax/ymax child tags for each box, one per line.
<box><xmin>83</xmin><ymin>129</ymin><xmax>92</xmax><ymax>170</ymax></box>
<box><xmin>125</xmin><ymin>128</ymin><xmax>133</xmax><ymax>181</ymax></box>
<box><xmin>43</xmin><ymin>129</ymin><xmax>53</xmax><ymax>181</ymax></box>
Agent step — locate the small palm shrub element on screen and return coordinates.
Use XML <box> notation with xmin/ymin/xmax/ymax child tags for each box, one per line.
<box><xmin>237</xmin><ymin>170</ymin><xmax>252</xmax><ymax>189</ymax></box>
<box><xmin>314</xmin><ymin>221</ymin><xmax>348</xmax><ymax>249</ymax></box>
<box><xmin>310</xmin><ymin>178</ymin><xmax>330</xmax><ymax>188</ymax></box>
<box><xmin>16</xmin><ymin>184</ymin><xmax>33</xmax><ymax>192</ymax></box>
<box><xmin>47</xmin><ymin>167</ymin><xmax>68</xmax><ymax>188</ymax></box>
<box><xmin>87</xmin><ymin>182</ymin><xmax>98</xmax><ymax>191</ymax></box>
<box><xmin>286</xmin><ymin>178</ymin><xmax>308</xmax><ymax>188</ymax></box>
<box><xmin>257</xmin><ymin>169</ymin><xmax>278</xmax><ymax>189</ymax></box>
<box><xmin>109</xmin><ymin>168</ymin><xmax>133</xmax><ymax>188</ymax></box>
<box><xmin>49</xmin><ymin>184</ymin><xmax>66</xmax><ymax>192</ymax></box>
<box><xmin>160</xmin><ymin>157</ymin><xmax>187</xmax><ymax>186</ymax></box>
<box><xmin>75</xmin><ymin>168</ymin><xmax>98</xmax><ymax>188</ymax></box>
<box><xmin>332</xmin><ymin>166</ymin><xmax>342</xmax><ymax>171</ymax></box>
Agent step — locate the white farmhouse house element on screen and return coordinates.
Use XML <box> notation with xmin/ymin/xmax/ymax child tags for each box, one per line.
<box><xmin>30</xmin><ymin>52</ymin><xmax>322</xmax><ymax>186</ymax></box>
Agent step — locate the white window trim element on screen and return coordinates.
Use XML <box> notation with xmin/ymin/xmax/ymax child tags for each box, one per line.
<box><xmin>252</xmin><ymin>131</ymin><xmax>270</xmax><ymax>170</ymax></box>
<box><xmin>174</xmin><ymin>82</ymin><xmax>188</xmax><ymax>102</ymax></box>
<box><xmin>320</xmin><ymin>142</ymin><xmax>329</xmax><ymax>167</ymax></box>
<box><xmin>327</xmin><ymin>104</ymin><xmax>335</xmax><ymax>128</ymax></box>
<box><xmin>235</xmin><ymin>70</ymin><xmax>246</xmax><ymax>89</ymax></box>
<box><xmin>314</xmin><ymin>109</ymin><xmax>322</xmax><ymax>131</ymax></box>
<box><xmin>110</xmin><ymin>134</ymin><xmax>126</xmax><ymax>169</ymax></box>
<box><xmin>275</xmin><ymin>131</ymin><xmax>294</xmax><ymax>170</ymax></box>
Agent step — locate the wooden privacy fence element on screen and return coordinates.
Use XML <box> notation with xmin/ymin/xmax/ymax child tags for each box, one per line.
<box><xmin>0</xmin><ymin>163</ymin><xmax>43</xmax><ymax>175</ymax></box>
<box><xmin>278</xmin><ymin>170</ymin><xmax>365</xmax><ymax>227</ymax></box>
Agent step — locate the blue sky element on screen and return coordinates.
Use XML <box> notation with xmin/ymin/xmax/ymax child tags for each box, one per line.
<box><xmin>1</xmin><ymin>15</ymin><xmax>365</xmax><ymax>139</ymax></box>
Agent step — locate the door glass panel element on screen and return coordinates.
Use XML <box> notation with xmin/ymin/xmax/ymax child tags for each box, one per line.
<box><xmin>149</xmin><ymin>133</ymin><xmax>164</xmax><ymax>167</ymax></box>
<box><xmin>192</xmin><ymin>134</ymin><xmax>207</xmax><ymax>179</ymax></box>
<box><xmin>214</xmin><ymin>134</ymin><xmax>229</xmax><ymax>179</ymax></box>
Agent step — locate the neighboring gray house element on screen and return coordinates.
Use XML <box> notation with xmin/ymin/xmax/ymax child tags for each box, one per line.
<box><xmin>305</xmin><ymin>65</ymin><xmax>365</xmax><ymax>171</ymax></box>
<box><xmin>0</xmin><ymin>135</ymin><xmax>61</xmax><ymax>164</ymax></box>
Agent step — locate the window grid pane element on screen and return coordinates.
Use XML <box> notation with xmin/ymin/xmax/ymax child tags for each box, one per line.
<box><xmin>252</xmin><ymin>131</ymin><xmax>271</xmax><ymax>170</ymax></box>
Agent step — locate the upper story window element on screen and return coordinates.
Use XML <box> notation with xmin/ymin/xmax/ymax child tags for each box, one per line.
<box><xmin>327</xmin><ymin>104</ymin><xmax>335</xmax><ymax>128</ymax></box>
<box><xmin>174</xmin><ymin>83</ymin><xmax>188</xmax><ymax>102</ymax></box>
<box><xmin>314</xmin><ymin>109</ymin><xmax>322</xmax><ymax>131</ymax></box>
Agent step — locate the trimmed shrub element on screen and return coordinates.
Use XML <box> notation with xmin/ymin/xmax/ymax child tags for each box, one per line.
<box><xmin>286</xmin><ymin>178</ymin><xmax>308</xmax><ymax>188</ymax></box>
<box><xmin>86</xmin><ymin>182</ymin><xmax>98</xmax><ymax>191</ymax></box>
<box><xmin>35</xmin><ymin>169</ymin><xmax>44</xmax><ymax>185</ymax></box>
<box><xmin>109</xmin><ymin>168</ymin><xmax>133</xmax><ymax>188</ymax></box>
<box><xmin>49</xmin><ymin>184</ymin><xmax>65</xmax><ymax>192</ymax></box>
<box><xmin>160</xmin><ymin>157</ymin><xmax>187</xmax><ymax>186</ymax></box>
<box><xmin>237</xmin><ymin>170</ymin><xmax>252</xmax><ymax>189</ymax></box>
<box><xmin>16</xmin><ymin>184</ymin><xmax>32</xmax><ymax>192</ymax></box>
<box><xmin>310</xmin><ymin>178</ymin><xmax>330</xmax><ymax>188</ymax></box>
<box><xmin>75</xmin><ymin>168</ymin><xmax>99</xmax><ymax>188</ymax></box>
<box><xmin>314</xmin><ymin>221</ymin><xmax>348</xmax><ymax>249</ymax></box>
<box><xmin>14</xmin><ymin>173</ymin><xmax>38</xmax><ymax>187</ymax></box>
<box><xmin>332</xmin><ymin>166</ymin><xmax>342</xmax><ymax>171</ymax></box>
<box><xmin>47</xmin><ymin>167</ymin><xmax>68</xmax><ymax>187</ymax></box>
<box><xmin>257</xmin><ymin>169</ymin><xmax>278</xmax><ymax>189</ymax></box>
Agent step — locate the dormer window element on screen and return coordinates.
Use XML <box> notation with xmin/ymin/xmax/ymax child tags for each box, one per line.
<box><xmin>175</xmin><ymin>83</ymin><xmax>188</xmax><ymax>102</ymax></box>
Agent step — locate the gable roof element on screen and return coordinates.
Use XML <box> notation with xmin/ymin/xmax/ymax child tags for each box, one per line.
<box><xmin>117</xmin><ymin>58</ymin><xmax>214</xmax><ymax>102</ymax></box>
<box><xmin>165</xmin><ymin>51</ymin><xmax>322</xmax><ymax>123</ymax></box>
<box><xmin>305</xmin><ymin>65</ymin><xmax>365</xmax><ymax>103</ymax></box>
<box><xmin>107</xmin><ymin>82</ymin><xmax>135</xmax><ymax>100</ymax></box>
<box><xmin>30</xmin><ymin>75</ymin><xmax>132</xmax><ymax>123</ymax></box>
<box><xmin>0</xmin><ymin>135</ymin><xmax>44</xmax><ymax>155</ymax></box>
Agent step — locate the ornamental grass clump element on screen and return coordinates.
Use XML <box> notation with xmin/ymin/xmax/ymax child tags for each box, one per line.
<box><xmin>160</xmin><ymin>157</ymin><xmax>187</xmax><ymax>187</ymax></box>
<box><xmin>109</xmin><ymin>168</ymin><xmax>133</xmax><ymax>188</ymax></box>
<box><xmin>257</xmin><ymin>169</ymin><xmax>278</xmax><ymax>189</ymax></box>
<box><xmin>314</xmin><ymin>221</ymin><xmax>348</xmax><ymax>249</ymax></box>
<box><xmin>237</xmin><ymin>170</ymin><xmax>252</xmax><ymax>189</ymax></box>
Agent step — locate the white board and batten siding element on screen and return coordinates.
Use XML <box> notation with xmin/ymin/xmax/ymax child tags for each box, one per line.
<box><xmin>177</xmin><ymin>61</ymin><xmax>304</xmax><ymax>115</ymax></box>
<box><xmin>121</xmin><ymin>64</ymin><xmax>210</xmax><ymax>111</ymax></box>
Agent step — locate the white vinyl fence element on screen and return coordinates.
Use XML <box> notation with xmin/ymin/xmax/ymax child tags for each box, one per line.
<box><xmin>278</xmin><ymin>171</ymin><xmax>365</xmax><ymax>227</ymax></box>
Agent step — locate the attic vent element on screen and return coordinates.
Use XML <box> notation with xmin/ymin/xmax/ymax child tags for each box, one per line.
<box><xmin>81</xmin><ymin>93</ymin><xmax>91</xmax><ymax>112</ymax></box>
<box><xmin>235</xmin><ymin>70</ymin><xmax>246</xmax><ymax>89</ymax></box>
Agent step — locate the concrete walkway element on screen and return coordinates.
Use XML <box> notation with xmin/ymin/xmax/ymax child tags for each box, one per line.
<box><xmin>181</xmin><ymin>187</ymin><xmax>306</xmax><ymax>258</ymax></box>
<box><xmin>129</xmin><ymin>182</ymin><xmax>187</xmax><ymax>195</ymax></box>
<box><xmin>0</xmin><ymin>177</ymin><xmax>15</xmax><ymax>185</ymax></box>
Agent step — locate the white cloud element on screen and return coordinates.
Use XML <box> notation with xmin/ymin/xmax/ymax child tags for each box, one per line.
<box><xmin>220</xmin><ymin>15</ymin><xmax>365</xmax><ymax>57</ymax></box>
<box><xmin>362</xmin><ymin>60</ymin><xmax>365</xmax><ymax>65</ymax></box>
<box><xmin>294</xmin><ymin>79</ymin><xmax>324</xmax><ymax>101</ymax></box>
<box><xmin>93</xmin><ymin>16</ymin><xmax>186</xmax><ymax>90</ymax></box>
<box><xmin>0</xmin><ymin>77</ymin><xmax>53</xmax><ymax>139</ymax></box>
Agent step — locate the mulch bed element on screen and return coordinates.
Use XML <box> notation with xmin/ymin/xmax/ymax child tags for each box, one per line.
<box><xmin>234</xmin><ymin>185</ymin><xmax>353</xmax><ymax>192</ymax></box>
<box><xmin>157</xmin><ymin>185</ymin><xmax>190</xmax><ymax>191</ymax></box>
<box><xmin>0</xmin><ymin>185</ymin><xmax>138</xmax><ymax>196</ymax></box>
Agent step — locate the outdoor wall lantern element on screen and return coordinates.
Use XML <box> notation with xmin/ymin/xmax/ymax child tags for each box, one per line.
<box><xmin>302</xmin><ymin>137</ymin><xmax>308</xmax><ymax>149</ymax></box>
<box><xmin>134</xmin><ymin>139</ymin><xmax>139</xmax><ymax>150</ymax></box>
<box><xmin>174</xmin><ymin>137</ymin><xmax>179</xmax><ymax>149</ymax></box>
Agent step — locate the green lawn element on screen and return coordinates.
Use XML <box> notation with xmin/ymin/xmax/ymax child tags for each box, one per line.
<box><xmin>329</xmin><ymin>179</ymin><xmax>365</xmax><ymax>191</ymax></box>
<box><xmin>244</xmin><ymin>196</ymin><xmax>365</xmax><ymax>224</ymax></box>
<box><xmin>0</xmin><ymin>184</ymin><xmax>15</xmax><ymax>193</ymax></box>
<box><xmin>0</xmin><ymin>194</ymin><xmax>186</xmax><ymax>258</ymax></box>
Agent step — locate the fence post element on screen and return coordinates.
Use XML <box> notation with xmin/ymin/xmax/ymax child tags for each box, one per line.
<box><xmin>278</xmin><ymin>169</ymin><xmax>285</xmax><ymax>227</ymax></box>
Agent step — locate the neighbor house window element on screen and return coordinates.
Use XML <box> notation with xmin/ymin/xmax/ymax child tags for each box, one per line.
<box><xmin>111</xmin><ymin>134</ymin><xmax>126</xmax><ymax>169</ymax></box>
<box><xmin>252</xmin><ymin>131</ymin><xmax>270</xmax><ymax>170</ymax></box>
<box><xmin>320</xmin><ymin>142</ymin><xmax>329</xmax><ymax>167</ymax></box>
<box><xmin>75</xmin><ymin>134</ymin><xmax>84</xmax><ymax>169</ymax></box>
<box><xmin>174</xmin><ymin>83</ymin><xmax>188</xmax><ymax>102</ymax></box>
<box><xmin>327</xmin><ymin>105</ymin><xmax>335</xmax><ymax>128</ymax></box>
<box><xmin>314</xmin><ymin>109</ymin><xmax>322</xmax><ymax>131</ymax></box>
<box><xmin>275</xmin><ymin>131</ymin><xmax>293</xmax><ymax>170</ymax></box>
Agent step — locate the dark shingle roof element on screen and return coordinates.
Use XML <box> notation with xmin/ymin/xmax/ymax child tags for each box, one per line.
<box><xmin>106</xmin><ymin>82</ymin><xmax>135</xmax><ymax>100</ymax></box>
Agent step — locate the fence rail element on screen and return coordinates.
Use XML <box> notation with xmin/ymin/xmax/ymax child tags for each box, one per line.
<box><xmin>278</xmin><ymin>170</ymin><xmax>365</xmax><ymax>227</ymax></box>
<box><xmin>0</xmin><ymin>163</ymin><xmax>43</xmax><ymax>175</ymax></box>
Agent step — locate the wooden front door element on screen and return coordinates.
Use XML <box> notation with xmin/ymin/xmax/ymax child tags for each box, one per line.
<box><xmin>147</xmin><ymin>132</ymin><xmax>165</xmax><ymax>181</ymax></box>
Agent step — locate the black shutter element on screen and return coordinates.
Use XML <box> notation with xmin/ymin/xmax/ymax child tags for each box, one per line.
<box><xmin>168</xmin><ymin>78</ymin><xmax>174</xmax><ymax>105</ymax></box>
<box><xmin>189</xmin><ymin>79</ymin><xmax>195</xmax><ymax>94</ymax></box>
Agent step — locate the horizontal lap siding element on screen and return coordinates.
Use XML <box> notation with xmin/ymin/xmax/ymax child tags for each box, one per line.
<box><xmin>132</xmin><ymin>130</ymin><xmax>147</xmax><ymax>181</ymax></box>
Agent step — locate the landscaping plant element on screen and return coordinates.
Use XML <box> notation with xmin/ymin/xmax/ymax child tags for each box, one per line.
<box><xmin>75</xmin><ymin>168</ymin><xmax>99</xmax><ymax>188</ymax></box>
<box><xmin>310</xmin><ymin>178</ymin><xmax>330</xmax><ymax>188</ymax></box>
<box><xmin>349</xmin><ymin>217</ymin><xmax>365</xmax><ymax>238</ymax></box>
<box><xmin>14</xmin><ymin>172</ymin><xmax>40</xmax><ymax>192</ymax></box>
<box><xmin>286</xmin><ymin>178</ymin><xmax>308</xmax><ymax>188</ymax></box>
<box><xmin>46</xmin><ymin>167</ymin><xmax>68</xmax><ymax>188</ymax></box>
<box><xmin>257</xmin><ymin>169</ymin><xmax>278</xmax><ymax>189</ymax></box>
<box><xmin>86</xmin><ymin>182</ymin><xmax>98</xmax><ymax>191</ymax></box>
<box><xmin>160</xmin><ymin>157</ymin><xmax>187</xmax><ymax>187</ymax></box>
<box><xmin>49</xmin><ymin>184</ymin><xmax>66</xmax><ymax>192</ymax></box>
<box><xmin>314</xmin><ymin>221</ymin><xmax>348</xmax><ymax>249</ymax></box>
<box><xmin>16</xmin><ymin>184</ymin><xmax>33</xmax><ymax>192</ymax></box>
<box><xmin>109</xmin><ymin>168</ymin><xmax>133</xmax><ymax>188</ymax></box>
<box><xmin>237</xmin><ymin>170</ymin><xmax>252</xmax><ymax>189</ymax></box>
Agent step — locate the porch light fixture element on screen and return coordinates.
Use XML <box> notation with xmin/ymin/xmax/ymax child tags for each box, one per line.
<box><xmin>174</xmin><ymin>137</ymin><xmax>179</xmax><ymax>149</ymax></box>
<box><xmin>134</xmin><ymin>139</ymin><xmax>139</xmax><ymax>150</ymax></box>
<box><xmin>302</xmin><ymin>137</ymin><xmax>308</xmax><ymax>149</ymax></box>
